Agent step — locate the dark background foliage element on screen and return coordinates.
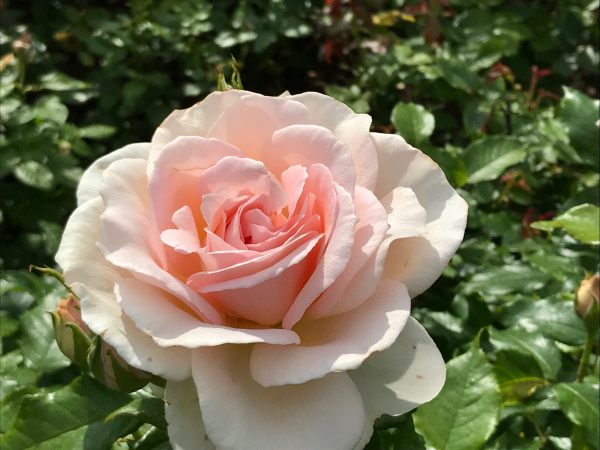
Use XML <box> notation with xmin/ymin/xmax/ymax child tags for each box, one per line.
<box><xmin>1</xmin><ymin>1</ymin><xmax>598</xmax><ymax>449</ymax></box>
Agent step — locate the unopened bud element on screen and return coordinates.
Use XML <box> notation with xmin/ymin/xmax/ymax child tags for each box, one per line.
<box><xmin>87</xmin><ymin>335</ymin><xmax>152</xmax><ymax>393</ymax></box>
<box><xmin>575</xmin><ymin>274</ymin><xmax>599</xmax><ymax>334</ymax></box>
<box><xmin>51</xmin><ymin>295</ymin><xmax>92</xmax><ymax>369</ymax></box>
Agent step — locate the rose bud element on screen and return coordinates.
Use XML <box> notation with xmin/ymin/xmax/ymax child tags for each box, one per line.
<box><xmin>87</xmin><ymin>335</ymin><xmax>153</xmax><ymax>393</ymax></box>
<box><xmin>575</xmin><ymin>274</ymin><xmax>599</xmax><ymax>334</ymax></box>
<box><xmin>51</xmin><ymin>295</ymin><xmax>92</xmax><ymax>369</ymax></box>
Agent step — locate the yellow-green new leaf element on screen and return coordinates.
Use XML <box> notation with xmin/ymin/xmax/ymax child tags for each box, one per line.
<box><xmin>531</xmin><ymin>204</ymin><xmax>599</xmax><ymax>244</ymax></box>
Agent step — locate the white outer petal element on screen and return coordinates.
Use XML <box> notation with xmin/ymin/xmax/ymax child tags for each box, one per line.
<box><xmin>77</xmin><ymin>282</ymin><xmax>191</xmax><ymax>380</ymax></box>
<box><xmin>151</xmin><ymin>90</ymin><xmax>248</xmax><ymax>156</ymax></box>
<box><xmin>250</xmin><ymin>280</ymin><xmax>410</xmax><ymax>387</ymax></box>
<box><xmin>55</xmin><ymin>197</ymin><xmax>190</xmax><ymax>381</ymax></box>
<box><xmin>372</xmin><ymin>132</ymin><xmax>468</xmax><ymax>296</ymax></box>
<box><xmin>165</xmin><ymin>379</ymin><xmax>216</xmax><ymax>450</ymax></box>
<box><xmin>350</xmin><ymin>317</ymin><xmax>446</xmax><ymax>422</ymax></box>
<box><xmin>192</xmin><ymin>345</ymin><xmax>366</xmax><ymax>450</ymax></box>
<box><xmin>76</xmin><ymin>142</ymin><xmax>151</xmax><ymax>206</ymax></box>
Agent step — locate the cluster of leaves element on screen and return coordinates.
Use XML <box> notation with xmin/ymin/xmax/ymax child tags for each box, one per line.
<box><xmin>1</xmin><ymin>0</ymin><xmax>598</xmax><ymax>449</ymax></box>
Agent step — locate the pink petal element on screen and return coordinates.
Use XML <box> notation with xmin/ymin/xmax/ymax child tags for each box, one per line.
<box><xmin>289</xmin><ymin>92</ymin><xmax>379</xmax><ymax>190</ymax></box>
<box><xmin>305</xmin><ymin>186</ymin><xmax>388</xmax><ymax>319</ymax></box>
<box><xmin>148</xmin><ymin>136</ymin><xmax>241</xmax><ymax>235</ymax></box>
<box><xmin>78</xmin><ymin>282</ymin><xmax>191</xmax><ymax>381</ymax></box>
<box><xmin>280</xmin><ymin>165</ymin><xmax>308</xmax><ymax>215</ymax></box>
<box><xmin>160</xmin><ymin>205</ymin><xmax>201</xmax><ymax>255</ymax></box>
<box><xmin>324</xmin><ymin>186</ymin><xmax>428</xmax><ymax>316</ymax></box>
<box><xmin>381</xmin><ymin>186</ymin><xmax>427</xmax><ymax>237</ymax></box>
<box><xmin>199</xmin><ymin>156</ymin><xmax>286</xmax><ymax>214</ymax></box>
<box><xmin>188</xmin><ymin>228</ymin><xmax>321</xmax><ymax>291</ymax></box>
<box><xmin>207</xmin><ymin>93</ymin><xmax>311</xmax><ymax>160</ymax></box>
<box><xmin>98</xmin><ymin>158</ymin><xmax>224</xmax><ymax>324</ymax></box>
<box><xmin>262</xmin><ymin>124</ymin><xmax>356</xmax><ymax>193</ymax></box>
<box><xmin>117</xmin><ymin>277</ymin><xmax>300</xmax><ymax>347</ymax></box>
<box><xmin>282</xmin><ymin>167</ymin><xmax>357</xmax><ymax>329</ymax></box>
<box><xmin>151</xmin><ymin>90</ymin><xmax>248</xmax><ymax>159</ymax></box>
<box><xmin>188</xmin><ymin>232</ymin><xmax>323</xmax><ymax>325</ymax></box>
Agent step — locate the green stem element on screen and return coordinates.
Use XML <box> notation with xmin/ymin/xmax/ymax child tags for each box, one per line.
<box><xmin>29</xmin><ymin>265</ymin><xmax>78</xmax><ymax>298</ymax></box>
<box><xmin>576</xmin><ymin>331</ymin><xmax>594</xmax><ymax>382</ymax></box>
<box><xmin>527</xmin><ymin>408</ymin><xmax>547</xmax><ymax>445</ymax></box>
<box><xmin>16</xmin><ymin>58</ymin><xmax>26</xmax><ymax>91</ymax></box>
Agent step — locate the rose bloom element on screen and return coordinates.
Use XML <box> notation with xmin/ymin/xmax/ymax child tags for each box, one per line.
<box><xmin>56</xmin><ymin>90</ymin><xmax>467</xmax><ymax>450</ymax></box>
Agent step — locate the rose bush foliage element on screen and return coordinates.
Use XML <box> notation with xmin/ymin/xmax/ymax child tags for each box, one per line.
<box><xmin>55</xmin><ymin>90</ymin><xmax>467</xmax><ymax>450</ymax></box>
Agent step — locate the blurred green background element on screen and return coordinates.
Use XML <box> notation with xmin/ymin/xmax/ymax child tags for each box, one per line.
<box><xmin>1</xmin><ymin>1</ymin><xmax>599</xmax><ymax>449</ymax></box>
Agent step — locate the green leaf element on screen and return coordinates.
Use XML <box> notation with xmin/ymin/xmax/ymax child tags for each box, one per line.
<box><xmin>107</xmin><ymin>391</ymin><xmax>167</xmax><ymax>429</ymax></box>
<box><xmin>413</xmin><ymin>343</ymin><xmax>501</xmax><ymax>450</ymax></box>
<box><xmin>0</xmin><ymin>311</ymin><xmax>19</xmax><ymax>338</ymax></box>
<box><xmin>391</xmin><ymin>102</ymin><xmax>435</xmax><ymax>146</ymax></box>
<box><xmin>33</xmin><ymin>96</ymin><xmax>69</xmax><ymax>124</ymax></box>
<box><xmin>367</xmin><ymin>416</ymin><xmax>426</xmax><ymax>450</ymax></box>
<box><xmin>324</xmin><ymin>85</ymin><xmax>370</xmax><ymax>114</ymax></box>
<box><xmin>437</xmin><ymin>56</ymin><xmax>484</xmax><ymax>93</ymax></box>
<box><xmin>501</xmin><ymin>298</ymin><xmax>587</xmax><ymax>346</ymax></box>
<box><xmin>0</xmin><ymin>352</ymin><xmax>37</xmax><ymax>403</ymax></box>
<box><xmin>493</xmin><ymin>351</ymin><xmax>548</xmax><ymax>403</ymax></box>
<box><xmin>1</xmin><ymin>386</ymin><xmax>38</xmax><ymax>433</ymax></box>
<box><xmin>463</xmin><ymin>264</ymin><xmax>552</xmax><ymax>297</ymax></box>
<box><xmin>553</xmin><ymin>382</ymin><xmax>599</xmax><ymax>449</ymax></box>
<box><xmin>531</xmin><ymin>204</ymin><xmax>599</xmax><ymax>244</ymax></box>
<box><xmin>18</xmin><ymin>303</ymin><xmax>71</xmax><ymax>375</ymax></box>
<box><xmin>39</xmin><ymin>72</ymin><xmax>91</xmax><ymax>92</ymax></box>
<box><xmin>131</xmin><ymin>426</ymin><xmax>170</xmax><ymax>450</ymax></box>
<box><xmin>488</xmin><ymin>328</ymin><xmax>561</xmax><ymax>379</ymax></box>
<box><xmin>560</xmin><ymin>87</ymin><xmax>599</xmax><ymax>167</ymax></box>
<box><xmin>79</xmin><ymin>124</ymin><xmax>117</xmax><ymax>140</ymax></box>
<box><xmin>465</xmin><ymin>136</ymin><xmax>527</xmax><ymax>183</ymax></box>
<box><xmin>523</xmin><ymin>251</ymin><xmax>583</xmax><ymax>282</ymax></box>
<box><xmin>0</xmin><ymin>376</ymin><xmax>136</xmax><ymax>450</ymax></box>
<box><xmin>13</xmin><ymin>161</ymin><xmax>55</xmax><ymax>191</ymax></box>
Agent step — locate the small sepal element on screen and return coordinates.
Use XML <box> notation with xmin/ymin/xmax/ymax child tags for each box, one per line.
<box><xmin>87</xmin><ymin>335</ymin><xmax>153</xmax><ymax>393</ymax></box>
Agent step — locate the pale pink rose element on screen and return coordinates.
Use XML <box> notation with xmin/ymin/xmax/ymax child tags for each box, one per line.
<box><xmin>56</xmin><ymin>90</ymin><xmax>467</xmax><ymax>450</ymax></box>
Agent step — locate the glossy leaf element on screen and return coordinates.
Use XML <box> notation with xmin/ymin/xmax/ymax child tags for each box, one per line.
<box><xmin>413</xmin><ymin>344</ymin><xmax>501</xmax><ymax>450</ymax></box>
<box><xmin>553</xmin><ymin>382</ymin><xmax>599</xmax><ymax>449</ymax></box>
<box><xmin>531</xmin><ymin>204</ymin><xmax>600</xmax><ymax>244</ymax></box>
<box><xmin>493</xmin><ymin>351</ymin><xmax>548</xmax><ymax>403</ymax></box>
<box><xmin>463</xmin><ymin>264</ymin><xmax>552</xmax><ymax>297</ymax></box>
<box><xmin>500</xmin><ymin>298</ymin><xmax>587</xmax><ymax>346</ymax></box>
<box><xmin>560</xmin><ymin>87</ymin><xmax>600</xmax><ymax>168</ymax></box>
<box><xmin>13</xmin><ymin>161</ymin><xmax>55</xmax><ymax>191</ymax></box>
<box><xmin>465</xmin><ymin>137</ymin><xmax>527</xmax><ymax>184</ymax></box>
<box><xmin>488</xmin><ymin>328</ymin><xmax>561</xmax><ymax>379</ymax></box>
<box><xmin>391</xmin><ymin>102</ymin><xmax>435</xmax><ymax>146</ymax></box>
<box><xmin>18</xmin><ymin>303</ymin><xmax>71</xmax><ymax>375</ymax></box>
<box><xmin>0</xmin><ymin>376</ymin><xmax>134</xmax><ymax>450</ymax></box>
